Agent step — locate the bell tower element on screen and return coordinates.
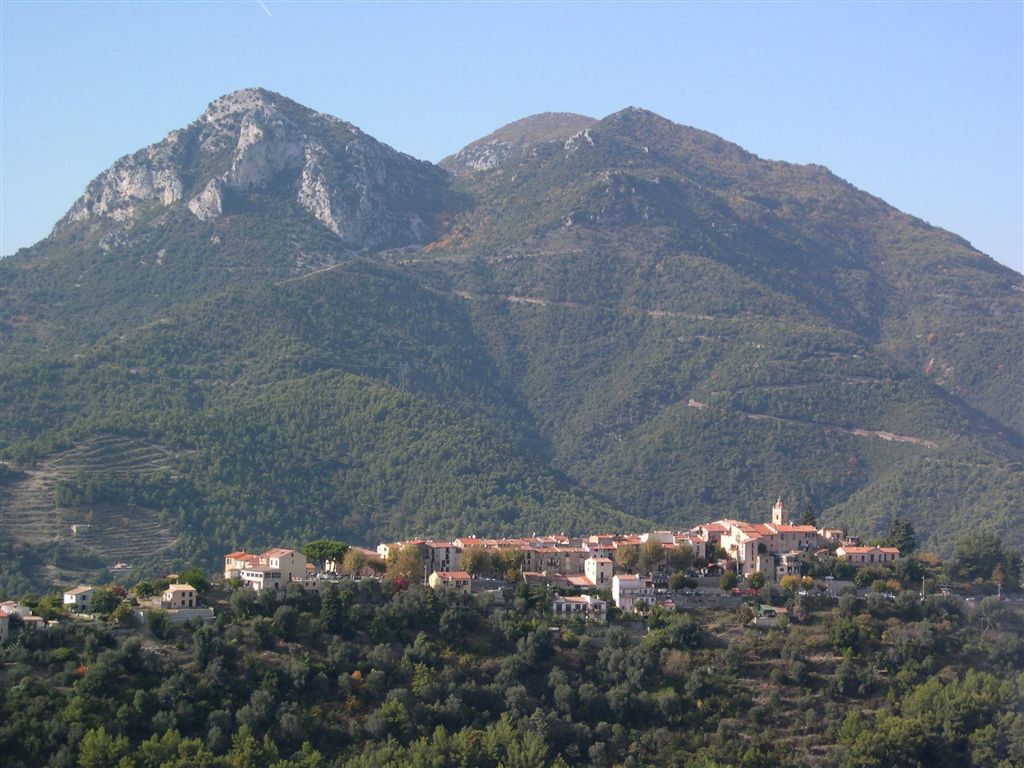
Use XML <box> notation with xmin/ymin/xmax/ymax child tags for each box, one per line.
<box><xmin>772</xmin><ymin>497</ymin><xmax>788</xmax><ymax>526</ymax></box>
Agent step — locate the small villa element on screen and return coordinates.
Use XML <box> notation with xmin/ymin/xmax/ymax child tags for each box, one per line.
<box><xmin>162</xmin><ymin>584</ymin><xmax>197</xmax><ymax>609</ymax></box>
<box><xmin>428</xmin><ymin>570</ymin><xmax>472</xmax><ymax>594</ymax></box>
<box><xmin>63</xmin><ymin>586</ymin><xmax>94</xmax><ymax>611</ymax></box>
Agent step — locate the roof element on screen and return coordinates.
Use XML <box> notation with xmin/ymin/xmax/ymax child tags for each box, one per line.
<box><xmin>838</xmin><ymin>545</ymin><xmax>900</xmax><ymax>555</ymax></box>
<box><xmin>557</xmin><ymin>595</ymin><xmax>602</xmax><ymax>605</ymax></box>
<box><xmin>64</xmin><ymin>586</ymin><xmax>94</xmax><ymax>596</ymax></box>
<box><xmin>261</xmin><ymin>548</ymin><xmax>296</xmax><ymax>558</ymax></box>
<box><xmin>166</xmin><ymin>583</ymin><xmax>195</xmax><ymax>592</ymax></box>
<box><xmin>224</xmin><ymin>551</ymin><xmax>254</xmax><ymax>559</ymax></box>
<box><xmin>434</xmin><ymin>571</ymin><xmax>471</xmax><ymax>580</ymax></box>
<box><xmin>565</xmin><ymin>575</ymin><xmax>595</xmax><ymax>587</ymax></box>
<box><xmin>588</xmin><ymin>557</ymin><xmax>613</xmax><ymax>563</ymax></box>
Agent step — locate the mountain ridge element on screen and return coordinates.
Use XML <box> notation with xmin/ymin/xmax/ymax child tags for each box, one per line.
<box><xmin>1</xmin><ymin>89</ymin><xmax>1020</xmax><ymax>588</ymax></box>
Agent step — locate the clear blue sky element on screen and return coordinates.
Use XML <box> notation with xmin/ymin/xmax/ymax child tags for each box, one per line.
<box><xmin>2</xmin><ymin>1</ymin><xmax>1021</xmax><ymax>271</ymax></box>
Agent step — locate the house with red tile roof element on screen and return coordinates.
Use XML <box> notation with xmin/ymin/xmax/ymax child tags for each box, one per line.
<box><xmin>836</xmin><ymin>545</ymin><xmax>900</xmax><ymax>566</ymax></box>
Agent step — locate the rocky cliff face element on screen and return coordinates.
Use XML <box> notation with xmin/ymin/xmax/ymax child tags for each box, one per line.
<box><xmin>55</xmin><ymin>88</ymin><xmax>448</xmax><ymax>250</ymax></box>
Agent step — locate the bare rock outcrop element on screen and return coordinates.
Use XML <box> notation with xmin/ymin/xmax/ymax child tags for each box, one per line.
<box><xmin>53</xmin><ymin>87</ymin><xmax>447</xmax><ymax>251</ymax></box>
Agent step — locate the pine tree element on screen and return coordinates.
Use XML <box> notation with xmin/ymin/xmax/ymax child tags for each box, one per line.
<box><xmin>319</xmin><ymin>585</ymin><xmax>344</xmax><ymax>634</ymax></box>
<box><xmin>886</xmin><ymin>518</ymin><xmax>916</xmax><ymax>554</ymax></box>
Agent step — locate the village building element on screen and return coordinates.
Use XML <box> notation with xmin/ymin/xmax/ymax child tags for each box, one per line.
<box><xmin>230</xmin><ymin>547</ymin><xmax>310</xmax><ymax>592</ymax></box>
<box><xmin>836</xmin><ymin>545</ymin><xmax>900</xmax><ymax>566</ymax></box>
<box><xmin>20</xmin><ymin>615</ymin><xmax>46</xmax><ymax>631</ymax></box>
<box><xmin>673</xmin><ymin>532</ymin><xmax>709</xmax><ymax>561</ymax></box>
<box><xmin>63</xmin><ymin>586</ymin><xmax>94</xmax><ymax>612</ymax></box>
<box><xmin>425</xmin><ymin>542</ymin><xmax>461</xmax><ymax>576</ymax></box>
<box><xmin>428</xmin><ymin>570</ymin><xmax>472</xmax><ymax>594</ymax></box>
<box><xmin>0</xmin><ymin>611</ymin><xmax>8</xmax><ymax>645</ymax></box>
<box><xmin>0</xmin><ymin>600</ymin><xmax>32</xmax><ymax>618</ymax></box>
<box><xmin>612</xmin><ymin>574</ymin><xmax>657</xmax><ymax>612</ymax></box>
<box><xmin>584</xmin><ymin>556</ymin><xmax>613</xmax><ymax>588</ymax></box>
<box><xmin>552</xmin><ymin>594</ymin><xmax>607</xmax><ymax>622</ymax></box>
<box><xmin>162</xmin><ymin>584</ymin><xmax>197</xmax><ymax>609</ymax></box>
<box><xmin>223</xmin><ymin>551</ymin><xmax>258</xmax><ymax>579</ymax></box>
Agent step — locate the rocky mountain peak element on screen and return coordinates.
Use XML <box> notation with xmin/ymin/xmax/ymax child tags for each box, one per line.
<box><xmin>52</xmin><ymin>88</ymin><xmax>447</xmax><ymax>250</ymax></box>
<box><xmin>440</xmin><ymin>112</ymin><xmax>596</xmax><ymax>174</ymax></box>
<box><xmin>201</xmin><ymin>87</ymin><xmax>283</xmax><ymax>123</ymax></box>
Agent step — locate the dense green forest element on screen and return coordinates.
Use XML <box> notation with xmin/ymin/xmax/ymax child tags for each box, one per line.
<box><xmin>2</xmin><ymin>553</ymin><xmax>1022</xmax><ymax>767</ymax></box>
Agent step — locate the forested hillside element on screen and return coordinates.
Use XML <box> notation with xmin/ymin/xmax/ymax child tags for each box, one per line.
<box><xmin>1</xmin><ymin>90</ymin><xmax>1020</xmax><ymax>586</ymax></box>
<box><xmin>2</xmin><ymin>576</ymin><xmax>1022</xmax><ymax>767</ymax></box>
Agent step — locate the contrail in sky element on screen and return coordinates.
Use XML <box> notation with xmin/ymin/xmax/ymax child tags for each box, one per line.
<box><xmin>257</xmin><ymin>1</ymin><xmax>272</xmax><ymax>17</ymax></box>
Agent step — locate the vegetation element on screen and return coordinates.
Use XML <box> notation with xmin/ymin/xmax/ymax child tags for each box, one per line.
<box><xmin>2</xmin><ymin>561</ymin><xmax>1021</xmax><ymax>768</ymax></box>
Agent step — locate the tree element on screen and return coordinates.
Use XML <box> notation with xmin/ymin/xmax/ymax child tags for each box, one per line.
<box><xmin>799</xmin><ymin>503</ymin><xmax>817</xmax><ymax>527</ymax></box>
<box><xmin>746</xmin><ymin>572</ymin><xmax>767</xmax><ymax>590</ymax></box>
<box><xmin>226</xmin><ymin>725</ymin><xmax>279</xmax><ymax>768</ymax></box>
<box><xmin>953</xmin><ymin>533</ymin><xmax>1021</xmax><ymax>588</ymax></box>
<box><xmin>830</xmin><ymin>617</ymin><xmax>859</xmax><ymax>652</ymax></box>
<box><xmin>273</xmin><ymin>605</ymin><xmax>299</xmax><ymax>641</ymax></box>
<box><xmin>387</xmin><ymin>544</ymin><xmax>424</xmax><ymax>582</ymax></box>
<box><xmin>668</xmin><ymin>571</ymin><xmax>696</xmax><ymax>591</ymax></box>
<box><xmin>77</xmin><ymin>726</ymin><xmax>129</xmax><ymax>768</ymax></box>
<box><xmin>302</xmin><ymin>540</ymin><xmax>349</xmax><ymax>571</ymax></box>
<box><xmin>885</xmin><ymin>518</ymin><xmax>916</xmax><ymax>555</ymax></box>
<box><xmin>495</xmin><ymin>549</ymin><xmax>523</xmax><ymax>582</ymax></box>
<box><xmin>719</xmin><ymin>571</ymin><xmax>738</xmax><ymax>590</ymax></box>
<box><xmin>779</xmin><ymin>575</ymin><xmax>800</xmax><ymax>594</ymax></box>
<box><xmin>614</xmin><ymin>545</ymin><xmax>640</xmax><ymax>572</ymax></box>
<box><xmin>88</xmin><ymin>587</ymin><xmax>120</xmax><ymax>616</ymax></box>
<box><xmin>319</xmin><ymin>585</ymin><xmax>346</xmax><ymax>634</ymax></box>
<box><xmin>667</xmin><ymin>544</ymin><xmax>695</xmax><ymax>573</ymax></box>
<box><xmin>461</xmin><ymin>547</ymin><xmax>492</xmax><ymax>577</ymax></box>
<box><xmin>341</xmin><ymin>548</ymin><xmax>367</xmax><ymax>575</ymax></box>
<box><xmin>178</xmin><ymin>567</ymin><xmax>210</xmax><ymax>592</ymax></box>
<box><xmin>146</xmin><ymin>609</ymin><xmax>170</xmax><ymax>638</ymax></box>
<box><xmin>638</xmin><ymin>539</ymin><xmax>666</xmax><ymax>575</ymax></box>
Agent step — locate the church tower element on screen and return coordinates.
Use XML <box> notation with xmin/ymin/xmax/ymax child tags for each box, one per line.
<box><xmin>771</xmin><ymin>497</ymin><xmax>788</xmax><ymax>526</ymax></box>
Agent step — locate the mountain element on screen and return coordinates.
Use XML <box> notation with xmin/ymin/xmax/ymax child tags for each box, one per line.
<box><xmin>1</xmin><ymin>88</ymin><xmax>450</xmax><ymax>359</ymax></box>
<box><xmin>1</xmin><ymin>90</ymin><xmax>1021</xmax><ymax>589</ymax></box>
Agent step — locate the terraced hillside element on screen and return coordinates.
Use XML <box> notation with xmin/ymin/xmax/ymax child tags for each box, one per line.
<box><xmin>0</xmin><ymin>434</ymin><xmax>180</xmax><ymax>565</ymax></box>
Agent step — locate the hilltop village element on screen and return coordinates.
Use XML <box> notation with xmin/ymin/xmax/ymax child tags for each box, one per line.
<box><xmin>218</xmin><ymin>499</ymin><xmax>897</xmax><ymax>620</ymax></box>
<box><xmin>1</xmin><ymin>498</ymin><xmax>905</xmax><ymax>640</ymax></box>
<box><xmin>3</xmin><ymin>498</ymin><xmax>1020</xmax><ymax>768</ymax></box>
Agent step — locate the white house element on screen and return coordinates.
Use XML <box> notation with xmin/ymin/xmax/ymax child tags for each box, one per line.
<box><xmin>584</xmin><ymin>556</ymin><xmax>613</xmax><ymax>588</ymax></box>
<box><xmin>612</xmin><ymin>574</ymin><xmax>657</xmax><ymax>612</ymax></box>
<box><xmin>63</xmin><ymin>586</ymin><xmax>94</xmax><ymax>611</ymax></box>
<box><xmin>234</xmin><ymin>548</ymin><xmax>309</xmax><ymax>592</ymax></box>
<box><xmin>552</xmin><ymin>594</ymin><xmax>607</xmax><ymax>622</ymax></box>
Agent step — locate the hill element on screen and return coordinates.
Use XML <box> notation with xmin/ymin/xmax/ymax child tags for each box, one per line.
<box><xmin>1</xmin><ymin>92</ymin><xmax>1021</xmax><ymax>586</ymax></box>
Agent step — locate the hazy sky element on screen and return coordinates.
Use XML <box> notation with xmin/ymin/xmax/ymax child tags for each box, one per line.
<box><xmin>2</xmin><ymin>1</ymin><xmax>1021</xmax><ymax>271</ymax></box>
